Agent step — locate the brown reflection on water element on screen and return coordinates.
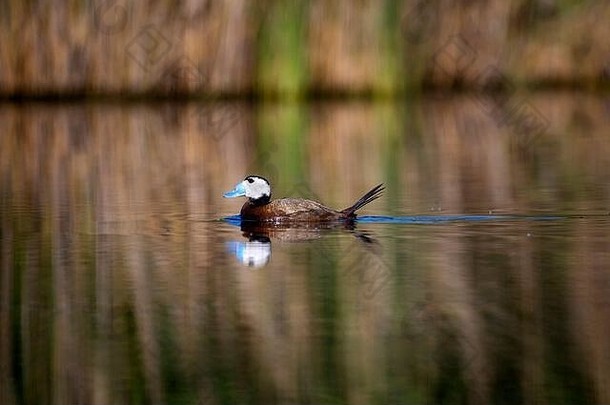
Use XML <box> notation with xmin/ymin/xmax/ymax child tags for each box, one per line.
<box><xmin>1</xmin><ymin>94</ymin><xmax>610</xmax><ymax>404</ymax></box>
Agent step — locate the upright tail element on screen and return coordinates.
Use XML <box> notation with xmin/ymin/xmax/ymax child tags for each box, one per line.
<box><xmin>340</xmin><ymin>184</ymin><xmax>385</xmax><ymax>219</ymax></box>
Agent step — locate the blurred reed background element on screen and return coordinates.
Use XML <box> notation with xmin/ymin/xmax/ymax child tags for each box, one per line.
<box><xmin>1</xmin><ymin>94</ymin><xmax>610</xmax><ymax>404</ymax></box>
<box><xmin>2</xmin><ymin>1</ymin><xmax>610</xmax><ymax>404</ymax></box>
<box><xmin>0</xmin><ymin>0</ymin><xmax>609</xmax><ymax>98</ymax></box>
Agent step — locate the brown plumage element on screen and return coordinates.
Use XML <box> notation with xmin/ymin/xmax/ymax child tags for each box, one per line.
<box><xmin>240</xmin><ymin>184</ymin><xmax>385</xmax><ymax>223</ymax></box>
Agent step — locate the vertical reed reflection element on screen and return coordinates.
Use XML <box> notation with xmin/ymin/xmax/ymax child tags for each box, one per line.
<box><xmin>0</xmin><ymin>94</ymin><xmax>609</xmax><ymax>404</ymax></box>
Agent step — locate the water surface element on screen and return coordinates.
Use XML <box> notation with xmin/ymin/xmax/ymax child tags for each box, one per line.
<box><xmin>1</xmin><ymin>94</ymin><xmax>610</xmax><ymax>404</ymax></box>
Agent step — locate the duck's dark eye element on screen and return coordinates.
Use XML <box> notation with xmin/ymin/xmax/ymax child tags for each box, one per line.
<box><xmin>246</xmin><ymin>178</ymin><xmax>254</xmax><ymax>183</ymax></box>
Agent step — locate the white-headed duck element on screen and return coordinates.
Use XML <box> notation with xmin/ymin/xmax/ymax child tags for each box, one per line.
<box><xmin>224</xmin><ymin>175</ymin><xmax>384</xmax><ymax>223</ymax></box>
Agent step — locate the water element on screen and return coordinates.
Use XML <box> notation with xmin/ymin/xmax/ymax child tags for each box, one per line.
<box><xmin>1</xmin><ymin>94</ymin><xmax>610</xmax><ymax>405</ymax></box>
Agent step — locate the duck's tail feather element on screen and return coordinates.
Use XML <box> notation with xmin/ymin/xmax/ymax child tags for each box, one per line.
<box><xmin>340</xmin><ymin>184</ymin><xmax>384</xmax><ymax>219</ymax></box>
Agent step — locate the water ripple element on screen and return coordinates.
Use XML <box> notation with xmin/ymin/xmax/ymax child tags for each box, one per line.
<box><xmin>222</xmin><ymin>214</ymin><xmax>565</xmax><ymax>226</ymax></box>
<box><xmin>357</xmin><ymin>215</ymin><xmax>564</xmax><ymax>224</ymax></box>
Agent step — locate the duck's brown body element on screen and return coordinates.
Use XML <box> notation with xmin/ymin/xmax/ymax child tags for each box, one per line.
<box><xmin>240</xmin><ymin>184</ymin><xmax>384</xmax><ymax>223</ymax></box>
<box><xmin>241</xmin><ymin>198</ymin><xmax>343</xmax><ymax>222</ymax></box>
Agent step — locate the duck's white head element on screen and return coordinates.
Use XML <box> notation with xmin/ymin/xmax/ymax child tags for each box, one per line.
<box><xmin>223</xmin><ymin>175</ymin><xmax>271</xmax><ymax>204</ymax></box>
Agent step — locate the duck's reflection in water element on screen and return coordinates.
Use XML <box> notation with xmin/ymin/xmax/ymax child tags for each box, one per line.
<box><xmin>226</xmin><ymin>221</ymin><xmax>379</xmax><ymax>268</ymax></box>
<box><xmin>226</xmin><ymin>238</ymin><xmax>271</xmax><ymax>268</ymax></box>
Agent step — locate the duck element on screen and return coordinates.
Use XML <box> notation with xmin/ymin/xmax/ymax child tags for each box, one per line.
<box><xmin>223</xmin><ymin>175</ymin><xmax>384</xmax><ymax>223</ymax></box>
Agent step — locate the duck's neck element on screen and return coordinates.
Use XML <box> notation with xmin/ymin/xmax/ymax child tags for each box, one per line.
<box><xmin>248</xmin><ymin>195</ymin><xmax>271</xmax><ymax>206</ymax></box>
